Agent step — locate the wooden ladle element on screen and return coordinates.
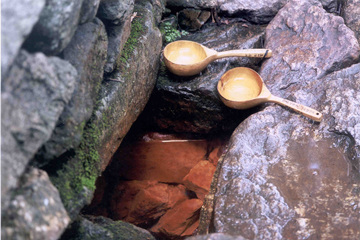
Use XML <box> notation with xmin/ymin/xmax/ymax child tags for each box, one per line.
<box><xmin>217</xmin><ymin>67</ymin><xmax>323</xmax><ymax>122</ymax></box>
<box><xmin>163</xmin><ymin>40</ymin><xmax>272</xmax><ymax>76</ymax></box>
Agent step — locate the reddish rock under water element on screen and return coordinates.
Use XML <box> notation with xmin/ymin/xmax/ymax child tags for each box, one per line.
<box><xmin>85</xmin><ymin>132</ymin><xmax>228</xmax><ymax>239</ymax></box>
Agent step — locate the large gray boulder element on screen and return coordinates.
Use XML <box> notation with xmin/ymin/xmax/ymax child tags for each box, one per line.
<box><xmin>1</xmin><ymin>50</ymin><xmax>77</xmax><ymax>208</ymax></box>
<box><xmin>1</xmin><ymin>0</ymin><xmax>45</xmax><ymax>79</ymax></box>
<box><xmin>212</xmin><ymin>0</ymin><xmax>360</xmax><ymax>239</ymax></box>
<box><xmin>149</xmin><ymin>22</ymin><xmax>267</xmax><ymax>134</ymax></box>
<box><xmin>34</xmin><ymin>18</ymin><xmax>108</xmax><ymax>165</ymax></box>
<box><xmin>61</xmin><ymin>216</ymin><xmax>156</xmax><ymax>240</ymax></box>
<box><xmin>23</xmin><ymin>0</ymin><xmax>84</xmax><ymax>55</ymax></box>
<box><xmin>49</xmin><ymin>0</ymin><xmax>163</xmax><ymax>220</ymax></box>
<box><xmin>2</xmin><ymin>168</ymin><xmax>70</xmax><ymax>240</ymax></box>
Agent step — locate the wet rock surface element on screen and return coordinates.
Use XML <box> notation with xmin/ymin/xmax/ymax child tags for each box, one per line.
<box><xmin>148</xmin><ymin>22</ymin><xmax>267</xmax><ymax>134</ymax></box>
<box><xmin>1</xmin><ymin>50</ymin><xmax>77</xmax><ymax>208</ymax></box>
<box><xmin>212</xmin><ymin>0</ymin><xmax>360</xmax><ymax>239</ymax></box>
<box><xmin>35</xmin><ymin>18</ymin><xmax>108</xmax><ymax>165</ymax></box>
<box><xmin>2</xmin><ymin>168</ymin><xmax>70</xmax><ymax>240</ymax></box>
<box><xmin>23</xmin><ymin>0</ymin><xmax>84</xmax><ymax>55</ymax></box>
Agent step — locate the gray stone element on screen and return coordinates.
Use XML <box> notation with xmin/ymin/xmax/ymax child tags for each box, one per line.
<box><xmin>217</xmin><ymin>0</ymin><xmax>288</xmax><ymax>24</ymax></box>
<box><xmin>149</xmin><ymin>22</ymin><xmax>267</xmax><ymax>134</ymax></box>
<box><xmin>61</xmin><ymin>216</ymin><xmax>156</xmax><ymax>240</ymax></box>
<box><xmin>1</xmin><ymin>0</ymin><xmax>45</xmax><ymax>79</ymax></box>
<box><xmin>49</xmin><ymin>0</ymin><xmax>162</xmax><ymax>220</ymax></box>
<box><xmin>23</xmin><ymin>0</ymin><xmax>84</xmax><ymax>55</ymax></box>
<box><xmin>344</xmin><ymin>0</ymin><xmax>360</xmax><ymax>42</ymax></box>
<box><xmin>80</xmin><ymin>0</ymin><xmax>101</xmax><ymax>24</ymax></box>
<box><xmin>165</xmin><ymin>0</ymin><xmax>217</xmax><ymax>9</ymax></box>
<box><xmin>212</xmin><ymin>0</ymin><xmax>360</xmax><ymax>239</ymax></box>
<box><xmin>104</xmin><ymin>17</ymin><xmax>131</xmax><ymax>74</ymax></box>
<box><xmin>2</xmin><ymin>168</ymin><xmax>70</xmax><ymax>240</ymax></box>
<box><xmin>186</xmin><ymin>233</ymin><xmax>247</xmax><ymax>240</ymax></box>
<box><xmin>97</xmin><ymin>0</ymin><xmax>134</xmax><ymax>25</ymax></box>
<box><xmin>34</xmin><ymin>18</ymin><xmax>108</xmax><ymax>165</ymax></box>
<box><xmin>1</xmin><ymin>50</ymin><xmax>77</xmax><ymax>208</ymax></box>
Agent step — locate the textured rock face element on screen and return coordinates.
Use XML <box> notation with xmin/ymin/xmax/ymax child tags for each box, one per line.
<box><xmin>1</xmin><ymin>0</ymin><xmax>45</xmax><ymax>79</ymax></box>
<box><xmin>79</xmin><ymin>0</ymin><xmax>100</xmax><ymax>24</ymax></box>
<box><xmin>35</xmin><ymin>18</ymin><xmax>108</xmax><ymax>165</ymax></box>
<box><xmin>165</xmin><ymin>0</ymin><xmax>217</xmax><ymax>9</ymax></box>
<box><xmin>149</xmin><ymin>22</ymin><xmax>266</xmax><ymax>134</ymax></box>
<box><xmin>212</xmin><ymin>0</ymin><xmax>360</xmax><ymax>239</ymax></box>
<box><xmin>344</xmin><ymin>0</ymin><xmax>360</xmax><ymax>42</ymax></box>
<box><xmin>62</xmin><ymin>216</ymin><xmax>156</xmax><ymax>240</ymax></box>
<box><xmin>1</xmin><ymin>50</ymin><xmax>77</xmax><ymax>208</ymax></box>
<box><xmin>49</xmin><ymin>0</ymin><xmax>163</xmax><ymax>221</ymax></box>
<box><xmin>97</xmin><ymin>0</ymin><xmax>134</xmax><ymax>25</ymax></box>
<box><xmin>95</xmin><ymin>0</ymin><xmax>163</xmax><ymax>169</ymax></box>
<box><xmin>2</xmin><ymin>168</ymin><xmax>70</xmax><ymax>240</ymax></box>
<box><xmin>23</xmin><ymin>0</ymin><xmax>84</xmax><ymax>55</ymax></box>
<box><xmin>104</xmin><ymin>18</ymin><xmax>132</xmax><ymax>74</ymax></box>
<box><xmin>217</xmin><ymin>0</ymin><xmax>288</xmax><ymax>24</ymax></box>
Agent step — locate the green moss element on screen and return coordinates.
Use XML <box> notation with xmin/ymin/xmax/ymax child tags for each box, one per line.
<box><xmin>119</xmin><ymin>16</ymin><xmax>145</xmax><ymax>65</ymax></box>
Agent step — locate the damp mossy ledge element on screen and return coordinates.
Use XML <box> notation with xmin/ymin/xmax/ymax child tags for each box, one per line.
<box><xmin>119</xmin><ymin>13</ymin><xmax>145</xmax><ymax>66</ymax></box>
<box><xmin>50</xmin><ymin>100</ymin><xmax>112</xmax><ymax>218</ymax></box>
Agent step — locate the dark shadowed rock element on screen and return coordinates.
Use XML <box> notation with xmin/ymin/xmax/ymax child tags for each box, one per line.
<box><xmin>212</xmin><ymin>0</ymin><xmax>360</xmax><ymax>239</ymax></box>
<box><xmin>2</xmin><ymin>168</ymin><xmax>70</xmax><ymax>240</ymax></box>
<box><xmin>23</xmin><ymin>0</ymin><xmax>84</xmax><ymax>55</ymax></box>
<box><xmin>178</xmin><ymin>9</ymin><xmax>211</xmax><ymax>31</ymax></box>
<box><xmin>61</xmin><ymin>215</ymin><xmax>156</xmax><ymax>240</ymax></box>
<box><xmin>148</xmin><ymin>22</ymin><xmax>267</xmax><ymax>134</ymax></box>
<box><xmin>104</xmin><ymin>17</ymin><xmax>131</xmax><ymax>74</ymax></box>
<box><xmin>97</xmin><ymin>0</ymin><xmax>134</xmax><ymax>25</ymax></box>
<box><xmin>49</xmin><ymin>0</ymin><xmax>162</xmax><ymax>220</ymax></box>
<box><xmin>344</xmin><ymin>0</ymin><xmax>360</xmax><ymax>42</ymax></box>
<box><xmin>1</xmin><ymin>0</ymin><xmax>45</xmax><ymax>79</ymax></box>
<box><xmin>34</xmin><ymin>18</ymin><xmax>108</xmax><ymax>165</ymax></box>
<box><xmin>1</xmin><ymin>50</ymin><xmax>77</xmax><ymax>209</ymax></box>
<box><xmin>79</xmin><ymin>0</ymin><xmax>100</xmax><ymax>24</ymax></box>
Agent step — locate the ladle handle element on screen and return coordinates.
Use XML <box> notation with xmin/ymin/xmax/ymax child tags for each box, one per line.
<box><xmin>216</xmin><ymin>49</ymin><xmax>272</xmax><ymax>59</ymax></box>
<box><xmin>269</xmin><ymin>95</ymin><xmax>323</xmax><ymax>122</ymax></box>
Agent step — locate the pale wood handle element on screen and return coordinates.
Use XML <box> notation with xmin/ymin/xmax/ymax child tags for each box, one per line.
<box><xmin>269</xmin><ymin>95</ymin><xmax>322</xmax><ymax>122</ymax></box>
<box><xmin>216</xmin><ymin>49</ymin><xmax>272</xmax><ymax>59</ymax></box>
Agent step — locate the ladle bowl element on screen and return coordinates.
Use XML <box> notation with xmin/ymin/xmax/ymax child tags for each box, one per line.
<box><xmin>163</xmin><ymin>40</ymin><xmax>272</xmax><ymax>76</ymax></box>
<box><xmin>217</xmin><ymin>67</ymin><xmax>323</xmax><ymax>122</ymax></box>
